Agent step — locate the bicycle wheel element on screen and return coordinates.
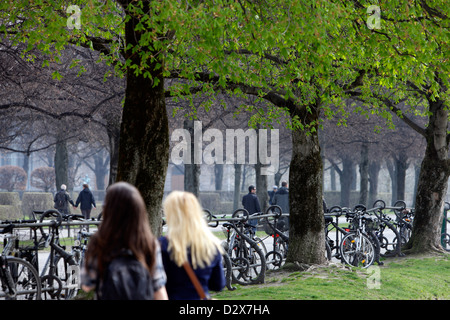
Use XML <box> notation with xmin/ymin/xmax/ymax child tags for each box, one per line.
<box><xmin>230</xmin><ymin>237</ymin><xmax>266</xmax><ymax>285</ymax></box>
<box><xmin>265</xmin><ymin>237</ymin><xmax>287</xmax><ymax>270</ymax></box>
<box><xmin>222</xmin><ymin>253</ymin><xmax>235</xmax><ymax>291</ymax></box>
<box><xmin>0</xmin><ymin>257</ymin><xmax>41</xmax><ymax>300</ymax></box>
<box><xmin>340</xmin><ymin>233</ymin><xmax>375</xmax><ymax>268</ymax></box>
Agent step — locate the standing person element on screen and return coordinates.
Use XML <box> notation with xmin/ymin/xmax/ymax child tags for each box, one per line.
<box><xmin>242</xmin><ymin>185</ymin><xmax>261</xmax><ymax>232</ymax></box>
<box><xmin>272</xmin><ymin>181</ymin><xmax>289</xmax><ymax>232</ymax></box>
<box><xmin>159</xmin><ymin>191</ymin><xmax>225</xmax><ymax>300</ymax></box>
<box><xmin>268</xmin><ymin>185</ymin><xmax>278</xmax><ymax>205</ymax></box>
<box><xmin>81</xmin><ymin>182</ymin><xmax>168</xmax><ymax>300</ymax></box>
<box><xmin>54</xmin><ymin>184</ymin><xmax>75</xmax><ymax>215</ymax></box>
<box><xmin>75</xmin><ymin>184</ymin><xmax>97</xmax><ymax>220</ymax></box>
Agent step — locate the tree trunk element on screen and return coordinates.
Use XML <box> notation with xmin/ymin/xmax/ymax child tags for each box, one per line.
<box><xmin>116</xmin><ymin>1</ymin><xmax>169</xmax><ymax>236</ymax></box>
<box><xmin>92</xmin><ymin>152</ymin><xmax>108</xmax><ymax>190</ymax></box>
<box><xmin>233</xmin><ymin>164</ymin><xmax>242</xmax><ymax>210</ymax></box>
<box><xmin>330</xmin><ymin>166</ymin><xmax>336</xmax><ymax>191</ymax></box>
<box><xmin>183</xmin><ymin>119</ymin><xmax>200</xmax><ymax>197</ymax></box>
<box><xmin>214</xmin><ymin>164</ymin><xmax>223</xmax><ymax>191</ymax></box>
<box><xmin>255</xmin><ymin>129</ymin><xmax>269</xmax><ymax>214</ymax></box>
<box><xmin>339</xmin><ymin>158</ymin><xmax>354</xmax><ymax>207</ymax></box>
<box><xmin>395</xmin><ymin>153</ymin><xmax>409</xmax><ymax>202</ymax></box>
<box><xmin>406</xmin><ymin>101</ymin><xmax>449</xmax><ymax>254</ymax></box>
<box><xmin>107</xmin><ymin>113</ymin><xmax>121</xmax><ymax>187</ymax></box>
<box><xmin>255</xmin><ymin>162</ymin><xmax>268</xmax><ymax>214</ymax></box>
<box><xmin>368</xmin><ymin>161</ymin><xmax>380</xmax><ymax>207</ymax></box>
<box><xmin>287</xmin><ymin>109</ymin><xmax>326</xmax><ymax>266</ymax></box>
<box><xmin>54</xmin><ymin>138</ymin><xmax>68</xmax><ymax>191</ymax></box>
<box><xmin>359</xmin><ymin>143</ymin><xmax>369</xmax><ymax>206</ymax></box>
<box><xmin>386</xmin><ymin>159</ymin><xmax>397</xmax><ymax>205</ymax></box>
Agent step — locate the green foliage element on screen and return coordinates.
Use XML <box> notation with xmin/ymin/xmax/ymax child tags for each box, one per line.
<box><xmin>1</xmin><ymin>0</ymin><xmax>449</xmax><ymax>129</ymax></box>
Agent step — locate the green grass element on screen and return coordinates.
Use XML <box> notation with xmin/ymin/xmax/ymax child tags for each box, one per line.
<box><xmin>213</xmin><ymin>254</ymin><xmax>450</xmax><ymax>300</ymax></box>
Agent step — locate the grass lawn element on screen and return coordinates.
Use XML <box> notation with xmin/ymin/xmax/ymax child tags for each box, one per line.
<box><xmin>212</xmin><ymin>253</ymin><xmax>449</xmax><ymax>300</ymax></box>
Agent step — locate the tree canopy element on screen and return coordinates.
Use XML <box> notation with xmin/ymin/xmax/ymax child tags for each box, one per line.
<box><xmin>1</xmin><ymin>0</ymin><xmax>449</xmax><ymax>258</ymax></box>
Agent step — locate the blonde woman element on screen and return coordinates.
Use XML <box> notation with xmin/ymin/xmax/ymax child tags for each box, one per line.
<box><xmin>160</xmin><ymin>191</ymin><xmax>225</xmax><ymax>300</ymax></box>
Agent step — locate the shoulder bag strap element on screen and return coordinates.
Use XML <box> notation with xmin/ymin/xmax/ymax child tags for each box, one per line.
<box><xmin>182</xmin><ymin>262</ymin><xmax>208</xmax><ymax>300</ymax></box>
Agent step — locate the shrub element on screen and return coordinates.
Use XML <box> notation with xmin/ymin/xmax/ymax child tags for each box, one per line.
<box><xmin>0</xmin><ymin>192</ymin><xmax>21</xmax><ymax>206</ymax></box>
<box><xmin>30</xmin><ymin>167</ymin><xmax>55</xmax><ymax>192</ymax></box>
<box><xmin>0</xmin><ymin>192</ymin><xmax>21</xmax><ymax>219</ymax></box>
<box><xmin>0</xmin><ymin>205</ymin><xmax>21</xmax><ymax>220</ymax></box>
<box><xmin>0</xmin><ymin>165</ymin><xmax>27</xmax><ymax>192</ymax></box>
<box><xmin>21</xmin><ymin>192</ymin><xmax>53</xmax><ymax>217</ymax></box>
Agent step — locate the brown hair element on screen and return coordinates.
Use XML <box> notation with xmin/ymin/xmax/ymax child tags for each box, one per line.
<box><xmin>85</xmin><ymin>182</ymin><xmax>156</xmax><ymax>278</ymax></box>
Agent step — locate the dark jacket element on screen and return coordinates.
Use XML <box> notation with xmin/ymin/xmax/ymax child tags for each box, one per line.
<box><xmin>75</xmin><ymin>188</ymin><xmax>96</xmax><ymax>210</ymax></box>
<box><xmin>159</xmin><ymin>237</ymin><xmax>225</xmax><ymax>300</ymax></box>
<box><xmin>242</xmin><ymin>193</ymin><xmax>261</xmax><ymax>215</ymax></box>
<box><xmin>54</xmin><ymin>190</ymin><xmax>75</xmax><ymax>214</ymax></box>
<box><xmin>273</xmin><ymin>187</ymin><xmax>289</xmax><ymax>213</ymax></box>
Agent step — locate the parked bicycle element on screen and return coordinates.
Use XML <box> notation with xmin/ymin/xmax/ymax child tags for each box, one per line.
<box><xmin>263</xmin><ymin>205</ymin><xmax>289</xmax><ymax>270</ymax></box>
<box><xmin>338</xmin><ymin>205</ymin><xmax>377</xmax><ymax>268</ymax></box>
<box><xmin>324</xmin><ymin>205</ymin><xmax>350</xmax><ymax>263</ymax></box>
<box><xmin>35</xmin><ymin>210</ymin><xmax>79</xmax><ymax>300</ymax></box>
<box><xmin>0</xmin><ymin>221</ymin><xmax>41</xmax><ymax>300</ymax></box>
<box><xmin>370</xmin><ymin>199</ymin><xmax>405</xmax><ymax>257</ymax></box>
<box><xmin>220</xmin><ymin>209</ymin><xmax>266</xmax><ymax>285</ymax></box>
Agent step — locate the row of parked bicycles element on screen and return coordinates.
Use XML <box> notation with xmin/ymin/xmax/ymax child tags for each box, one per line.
<box><xmin>205</xmin><ymin>199</ymin><xmax>449</xmax><ymax>290</ymax></box>
<box><xmin>0</xmin><ymin>210</ymin><xmax>99</xmax><ymax>300</ymax></box>
<box><xmin>1</xmin><ymin>199</ymin><xmax>448</xmax><ymax>299</ymax></box>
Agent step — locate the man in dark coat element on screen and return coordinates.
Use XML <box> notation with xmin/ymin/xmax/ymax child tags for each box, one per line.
<box><xmin>54</xmin><ymin>184</ymin><xmax>75</xmax><ymax>215</ymax></box>
<box><xmin>75</xmin><ymin>184</ymin><xmax>97</xmax><ymax>220</ymax></box>
<box><xmin>242</xmin><ymin>185</ymin><xmax>261</xmax><ymax>232</ymax></box>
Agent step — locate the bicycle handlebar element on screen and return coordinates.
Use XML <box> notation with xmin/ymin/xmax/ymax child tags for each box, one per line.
<box><xmin>39</xmin><ymin>209</ymin><xmax>63</xmax><ymax>227</ymax></box>
<box><xmin>62</xmin><ymin>214</ymin><xmax>85</xmax><ymax>221</ymax></box>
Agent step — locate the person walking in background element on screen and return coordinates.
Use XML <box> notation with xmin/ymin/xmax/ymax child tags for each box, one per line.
<box><xmin>75</xmin><ymin>184</ymin><xmax>97</xmax><ymax>220</ymax></box>
<box><xmin>242</xmin><ymin>185</ymin><xmax>261</xmax><ymax>232</ymax></box>
<box><xmin>272</xmin><ymin>181</ymin><xmax>289</xmax><ymax>232</ymax></box>
<box><xmin>81</xmin><ymin>182</ymin><xmax>168</xmax><ymax>300</ymax></box>
<box><xmin>159</xmin><ymin>191</ymin><xmax>225</xmax><ymax>300</ymax></box>
<box><xmin>54</xmin><ymin>184</ymin><xmax>75</xmax><ymax>215</ymax></box>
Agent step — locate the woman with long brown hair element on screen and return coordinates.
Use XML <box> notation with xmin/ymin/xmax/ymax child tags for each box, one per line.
<box><xmin>81</xmin><ymin>182</ymin><xmax>168</xmax><ymax>300</ymax></box>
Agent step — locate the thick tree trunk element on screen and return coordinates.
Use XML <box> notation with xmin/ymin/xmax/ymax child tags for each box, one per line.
<box><xmin>116</xmin><ymin>1</ymin><xmax>169</xmax><ymax>236</ymax></box>
<box><xmin>406</xmin><ymin>101</ymin><xmax>449</xmax><ymax>254</ymax></box>
<box><xmin>287</xmin><ymin>110</ymin><xmax>326</xmax><ymax>266</ymax></box>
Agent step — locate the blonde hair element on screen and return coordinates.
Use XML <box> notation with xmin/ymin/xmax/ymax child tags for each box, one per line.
<box><xmin>163</xmin><ymin>191</ymin><xmax>223</xmax><ymax>269</ymax></box>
